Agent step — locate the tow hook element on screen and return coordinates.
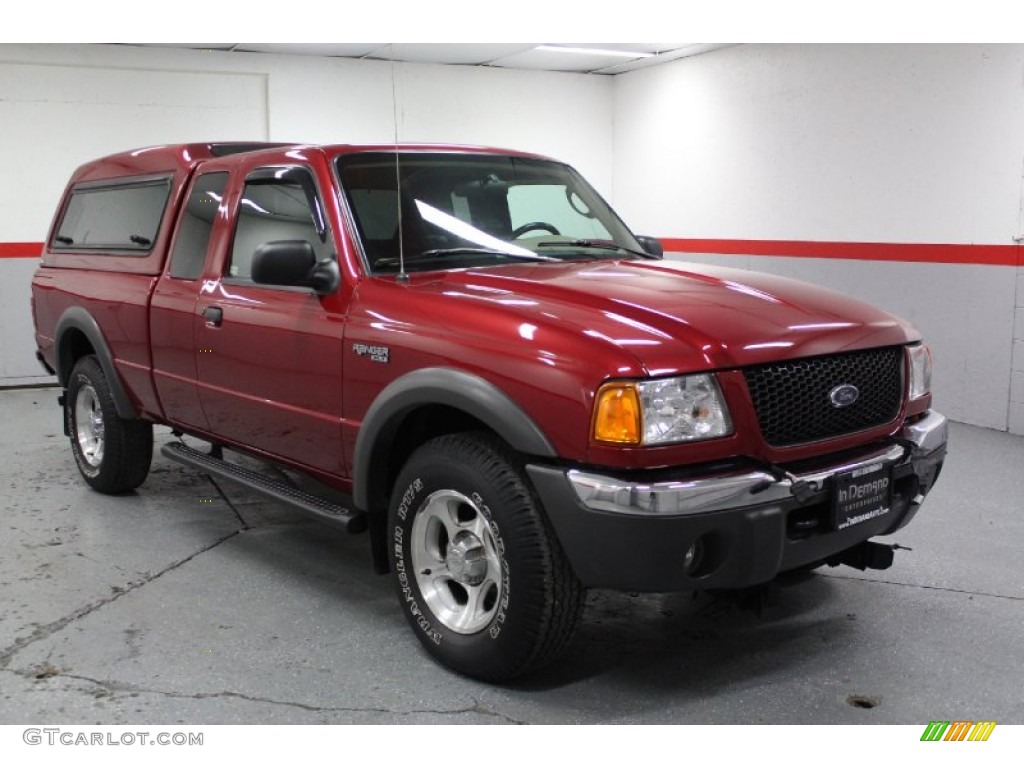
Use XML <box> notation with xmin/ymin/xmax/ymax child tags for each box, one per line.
<box><xmin>831</xmin><ymin>541</ymin><xmax>910</xmax><ymax>571</ymax></box>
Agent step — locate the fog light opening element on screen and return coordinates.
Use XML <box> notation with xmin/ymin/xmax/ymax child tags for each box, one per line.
<box><xmin>683</xmin><ymin>538</ymin><xmax>705</xmax><ymax>575</ymax></box>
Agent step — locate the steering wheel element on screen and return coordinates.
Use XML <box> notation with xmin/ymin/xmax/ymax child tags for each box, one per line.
<box><xmin>513</xmin><ymin>221</ymin><xmax>561</xmax><ymax>238</ymax></box>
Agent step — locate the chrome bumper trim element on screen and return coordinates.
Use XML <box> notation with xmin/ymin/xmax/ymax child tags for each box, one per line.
<box><xmin>568</xmin><ymin>411</ymin><xmax>948</xmax><ymax>516</ymax></box>
<box><xmin>901</xmin><ymin>410</ymin><xmax>948</xmax><ymax>454</ymax></box>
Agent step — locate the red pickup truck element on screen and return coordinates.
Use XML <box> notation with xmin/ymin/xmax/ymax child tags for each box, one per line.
<box><xmin>31</xmin><ymin>142</ymin><xmax>947</xmax><ymax>681</ymax></box>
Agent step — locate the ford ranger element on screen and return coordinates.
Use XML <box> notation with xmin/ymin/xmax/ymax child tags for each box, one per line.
<box><xmin>30</xmin><ymin>142</ymin><xmax>947</xmax><ymax>681</ymax></box>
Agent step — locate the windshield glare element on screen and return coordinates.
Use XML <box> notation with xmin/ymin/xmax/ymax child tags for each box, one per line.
<box><xmin>336</xmin><ymin>152</ymin><xmax>642</xmax><ymax>273</ymax></box>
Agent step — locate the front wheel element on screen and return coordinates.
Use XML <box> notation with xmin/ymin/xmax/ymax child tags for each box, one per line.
<box><xmin>388</xmin><ymin>433</ymin><xmax>584</xmax><ymax>681</ymax></box>
<box><xmin>66</xmin><ymin>356</ymin><xmax>153</xmax><ymax>493</ymax></box>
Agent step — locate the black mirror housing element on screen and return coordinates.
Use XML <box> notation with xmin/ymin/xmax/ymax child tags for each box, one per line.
<box><xmin>636</xmin><ymin>236</ymin><xmax>664</xmax><ymax>258</ymax></box>
<box><xmin>251</xmin><ymin>240</ymin><xmax>317</xmax><ymax>287</ymax></box>
<box><xmin>308</xmin><ymin>259</ymin><xmax>341</xmax><ymax>295</ymax></box>
<box><xmin>251</xmin><ymin>240</ymin><xmax>340</xmax><ymax>295</ymax></box>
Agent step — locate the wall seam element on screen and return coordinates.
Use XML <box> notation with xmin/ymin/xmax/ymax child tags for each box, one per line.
<box><xmin>1008</xmin><ymin>154</ymin><xmax>1024</xmax><ymax>434</ymax></box>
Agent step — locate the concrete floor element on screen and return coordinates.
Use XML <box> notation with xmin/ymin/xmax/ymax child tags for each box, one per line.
<box><xmin>0</xmin><ymin>387</ymin><xmax>1021</xmax><ymax>725</ymax></box>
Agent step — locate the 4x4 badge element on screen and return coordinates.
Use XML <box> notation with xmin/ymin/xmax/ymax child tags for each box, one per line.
<box><xmin>829</xmin><ymin>383</ymin><xmax>859</xmax><ymax>408</ymax></box>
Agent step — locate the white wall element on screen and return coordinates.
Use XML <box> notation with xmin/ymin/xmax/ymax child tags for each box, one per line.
<box><xmin>0</xmin><ymin>53</ymin><xmax>269</xmax><ymax>386</ymax></box>
<box><xmin>0</xmin><ymin>43</ymin><xmax>613</xmax><ymax>385</ymax></box>
<box><xmin>5</xmin><ymin>42</ymin><xmax>1023</xmax><ymax>435</ymax></box>
<box><xmin>1014</xmin><ymin>269</ymin><xmax>1024</xmax><ymax>432</ymax></box>
<box><xmin>613</xmin><ymin>44</ymin><xmax>1024</xmax><ymax>433</ymax></box>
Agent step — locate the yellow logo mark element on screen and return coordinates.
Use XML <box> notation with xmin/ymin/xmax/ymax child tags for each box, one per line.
<box><xmin>967</xmin><ymin>722</ymin><xmax>997</xmax><ymax>742</ymax></box>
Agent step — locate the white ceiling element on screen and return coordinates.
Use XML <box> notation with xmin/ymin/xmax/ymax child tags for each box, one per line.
<box><xmin>129</xmin><ymin>43</ymin><xmax>733</xmax><ymax>75</ymax></box>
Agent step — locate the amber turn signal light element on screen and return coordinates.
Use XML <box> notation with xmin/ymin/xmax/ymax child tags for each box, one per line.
<box><xmin>592</xmin><ymin>382</ymin><xmax>642</xmax><ymax>445</ymax></box>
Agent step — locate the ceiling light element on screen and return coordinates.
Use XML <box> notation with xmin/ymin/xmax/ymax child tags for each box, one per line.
<box><xmin>534</xmin><ymin>45</ymin><xmax>655</xmax><ymax>59</ymax></box>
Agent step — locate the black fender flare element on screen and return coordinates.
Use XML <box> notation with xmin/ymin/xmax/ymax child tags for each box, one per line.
<box><xmin>54</xmin><ymin>307</ymin><xmax>140</xmax><ymax>420</ymax></box>
<box><xmin>352</xmin><ymin>367</ymin><xmax>557</xmax><ymax>512</ymax></box>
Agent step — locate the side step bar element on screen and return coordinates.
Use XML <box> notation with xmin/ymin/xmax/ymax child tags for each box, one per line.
<box><xmin>161</xmin><ymin>442</ymin><xmax>367</xmax><ymax>534</ymax></box>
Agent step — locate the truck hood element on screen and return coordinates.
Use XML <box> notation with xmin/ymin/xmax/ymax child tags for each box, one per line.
<box><xmin>426</xmin><ymin>259</ymin><xmax>918</xmax><ymax>375</ymax></box>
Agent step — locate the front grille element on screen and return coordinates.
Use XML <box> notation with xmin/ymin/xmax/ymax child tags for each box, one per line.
<box><xmin>743</xmin><ymin>346</ymin><xmax>904</xmax><ymax>447</ymax></box>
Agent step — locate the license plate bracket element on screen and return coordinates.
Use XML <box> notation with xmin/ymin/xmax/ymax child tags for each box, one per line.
<box><xmin>832</xmin><ymin>461</ymin><xmax>893</xmax><ymax>530</ymax></box>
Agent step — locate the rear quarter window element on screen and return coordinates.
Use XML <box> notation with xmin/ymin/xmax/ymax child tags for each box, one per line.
<box><xmin>168</xmin><ymin>172</ymin><xmax>228</xmax><ymax>280</ymax></box>
<box><xmin>54</xmin><ymin>178</ymin><xmax>171</xmax><ymax>252</ymax></box>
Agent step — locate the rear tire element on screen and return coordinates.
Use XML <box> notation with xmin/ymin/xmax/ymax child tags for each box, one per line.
<box><xmin>66</xmin><ymin>356</ymin><xmax>152</xmax><ymax>493</ymax></box>
<box><xmin>388</xmin><ymin>432</ymin><xmax>584</xmax><ymax>681</ymax></box>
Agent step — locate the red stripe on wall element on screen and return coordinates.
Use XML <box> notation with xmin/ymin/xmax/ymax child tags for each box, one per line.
<box><xmin>0</xmin><ymin>242</ymin><xmax>44</xmax><ymax>259</ymax></box>
<box><xmin>660</xmin><ymin>238</ymin><xmax>1021</xmax><ymax>267</ymax></box>
<box><xmin>1</xmin><ymin>239</ymin><xmax>1020</xmax><ymax>266</ymax></box>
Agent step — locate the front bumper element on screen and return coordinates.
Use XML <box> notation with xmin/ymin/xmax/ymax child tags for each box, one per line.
<box><xmin>527</xmin><ymin>411</ymin><xmax>948</xmax><ymax>592</ymax></box>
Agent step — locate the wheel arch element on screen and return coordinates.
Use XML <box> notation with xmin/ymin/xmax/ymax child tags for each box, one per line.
<box><xmin>55</xmin><ymin>307</ymin><xmax>139</xmax><ymax>420</ymax></box>
<box><xmin>353</xmin><ymin>368</ymin><xmax>557</xmax><ymax>517</ymax></box>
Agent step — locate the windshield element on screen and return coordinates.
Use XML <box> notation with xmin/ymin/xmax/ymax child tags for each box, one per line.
<box><xmin>336</xmin><ymin>152</ymin><xmax>644</xmax><ymax>273</ymax></box>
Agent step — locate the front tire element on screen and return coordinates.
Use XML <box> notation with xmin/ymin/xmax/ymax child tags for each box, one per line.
<box><xmin>388</xmin><ymin>432</ymin><xmax>584</xmax><ymax>681</ymax></box>
<box><xmin>66</xmin><ymin>356</ymin><xmax>153</xmax><ymax>493</ymax></box>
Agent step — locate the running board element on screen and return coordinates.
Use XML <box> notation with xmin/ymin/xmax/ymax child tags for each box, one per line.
<box><xmin>161</xmin><ymin>442</ymin><xmax>366</xmax><ymax>534</ymax></box>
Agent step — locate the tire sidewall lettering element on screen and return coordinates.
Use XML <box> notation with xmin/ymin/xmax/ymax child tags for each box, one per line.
<box><xmin>392</xmin><ymin>508</ymin><xmax>442</xmax><ymax>646</ymax></box>
<box><xmin>469</xmin><ymin>491</ymin><xmax>511</xmax><ymax>640</ymax></box>
<box><xmin>396</xmin><ymin>478</ymin><xmax>423</xmax><ymax>522</ymax></box>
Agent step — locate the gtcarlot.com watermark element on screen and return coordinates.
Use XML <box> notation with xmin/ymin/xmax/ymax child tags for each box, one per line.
<box><xmin>23</xmin><ymin>728</ymin><xmax>203</xmax><ymax>747</ymax></box>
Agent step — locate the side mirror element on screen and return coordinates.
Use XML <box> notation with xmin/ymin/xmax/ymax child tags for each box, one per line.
<box><xmin>308</xmin><ymin>259</ymin><xmax>341</xmax><ymax>295</ymax></box>
<box><xmin>251</xmin><ymin>240</ymin><xmax>339</xmax><ymax>295</ymax></box>
<box><xmin>635</xmin><ymin>236</ymin><xmax>664</xmax><ymax>258</ymax></box>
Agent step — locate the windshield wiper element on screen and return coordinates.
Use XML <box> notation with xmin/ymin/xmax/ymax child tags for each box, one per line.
<box><xmin>411</xmin><ymin>247</ymin><xmax>560</xmax><ymax>263</ymax></box>
<box><xmin>536</xmin><ymin>239</ymin><xmax>660</xmax><ymax>260</ymax></box>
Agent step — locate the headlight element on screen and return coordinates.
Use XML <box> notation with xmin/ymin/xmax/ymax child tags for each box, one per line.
<box><xmin>908</xmin><ymin>343</ymin><xmax>932</xmax><ymax>400</ymax></box>
<box><xmin>592</xmin><ymin>374</ymin><xmax>732</xmax><ymax>446</ymax></box>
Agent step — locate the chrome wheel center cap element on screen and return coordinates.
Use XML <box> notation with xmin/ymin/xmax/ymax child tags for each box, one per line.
<box><xmin>446</xmin><ymin>531</ymin><xmax>487</xmax><ymax>586</ymax></box>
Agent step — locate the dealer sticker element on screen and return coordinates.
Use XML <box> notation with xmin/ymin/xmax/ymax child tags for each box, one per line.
<box><xmin>833</xmin><ymin>462</ymin><xmax>893</xmax><ymax>530</ymax></box>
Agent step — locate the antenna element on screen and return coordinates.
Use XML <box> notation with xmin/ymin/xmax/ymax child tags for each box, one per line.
<box><xmin>390</xmin><ymin>47</ymin><xmax>408</xmax><ymax>282</ymax></box>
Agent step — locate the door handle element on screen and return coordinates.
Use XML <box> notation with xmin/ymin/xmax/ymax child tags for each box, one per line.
<box><xmin>202</xmin><ymin>306</ymin><xmax>224</xmax><ymax>327</ymax></box>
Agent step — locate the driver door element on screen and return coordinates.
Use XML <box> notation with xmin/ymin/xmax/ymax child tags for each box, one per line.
<box><xmin>194</xmin><ymin>154</ymin><xmax>347</xmax><ymax>475</ymax></box>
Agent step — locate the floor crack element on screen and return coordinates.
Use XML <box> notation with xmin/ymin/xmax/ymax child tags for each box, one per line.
<box><xmin>18</xmin><ymin>671</ymin><xmax>526</xmax><ymax>723</ymax></box>
<box><xmin>821</xmin><ymin>573</ymin><xmax>1024</xmax><ymax>601</ymax></box>
<box><xmin>0</xmin><ymin>530</ymin><xmax>244</xmax><ymax>669</ymax></box>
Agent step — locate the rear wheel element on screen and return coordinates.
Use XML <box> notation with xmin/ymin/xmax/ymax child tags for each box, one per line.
<box><xmin>66</xmin><ymin>356</ymin><xmax>152</xmax><ymax>493</ymax></box>
<box><xmin>388</xmin><ymin>432</ymin><xmax>584</xmax><ymax>681</ymax></box>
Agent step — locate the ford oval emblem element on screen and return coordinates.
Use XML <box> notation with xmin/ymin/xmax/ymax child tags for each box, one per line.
<box><xmin>829</xmin><ymin>383</ymin><xmax>860</xmax><ymax>408</ymax></box>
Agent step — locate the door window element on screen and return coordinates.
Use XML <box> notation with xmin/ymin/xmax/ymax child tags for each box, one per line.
<box><xmin>228</xmin><ymin>168</ymin><xmax>331</xmax><ymax>281</ymax></box>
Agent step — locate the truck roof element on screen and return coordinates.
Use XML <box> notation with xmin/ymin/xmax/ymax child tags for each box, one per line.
<box><xmin>68</xmin><ymin>142</ymin><xmax>550</xmax><ymax>185</ymax></box>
